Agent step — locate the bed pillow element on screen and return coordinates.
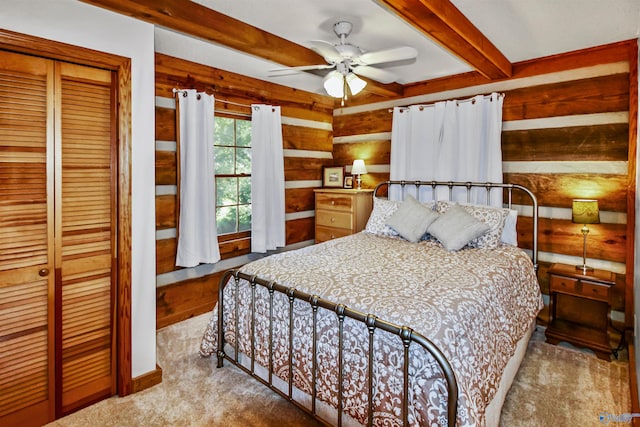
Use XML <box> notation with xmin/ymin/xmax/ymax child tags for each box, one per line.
<box><xmin>364</xmin><ymin>197</ymin><xmax>401</xmax><ymax>237</ymax></box>
<box><xmin>385</xmin><ymin>195</ymin><xmax>440</xmax><ymax>243</ymax></box>
<box><xmin>501</xmin><ymin>209</ymin><xmax>518</xmax><ymax>246</ymax></box>
<box><xmin>428</xmin><ymin>203</ymin><xmax>490</xmax><ymax>251</ymax></box>
<box><xmin>435</xmin><ymin>201</ymin><xmax>510</xmax><ymax>249</ymax></box>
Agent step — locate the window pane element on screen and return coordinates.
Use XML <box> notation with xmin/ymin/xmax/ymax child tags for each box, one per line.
<box><xmin>236</xmin><ymin>120</ymin><xmax>251</xmax><ymax>147</ymax></box>
<box><xmin>216</xmin><ymin>206</ymin><xmax>237</xmax><ymax>234</ymax></box>
<box><xmin>238</xmin><ymin>177</ymin><xmax>251</xmax><ymax>204</ymax></box>
<box><xmin>238</xmin><ymin>205</ymin><xmax>251</xmax><ymax>232</ymax></box>
<box><xmin>214</xmin><ymin>117</ymin><xmax>235</xmax><ymax>146</ymax></box>
<box><xmin>237</xmin><ymin>147</ymin><xmax>251</xmax><ymax>174</ymax></box>
<box><xmin>215</xmin><ymin>146</ymin><xmax>235</xmax><ymax>174</ymax></box>
<box><xmin>216</xmin><ymin>178</ymin><xmax>238</xmax><ymax>206</ymax></box>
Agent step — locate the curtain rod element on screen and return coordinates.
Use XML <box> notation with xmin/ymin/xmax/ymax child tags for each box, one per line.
<box><xmin>387</xmin><ymin>92</ymin><xmax>505</xmax><ymax>112</ymax></box>
<box><xmin>172</xmin><ymin>88</ymin><xmax>252</xmax><ymax>108</ymax></box>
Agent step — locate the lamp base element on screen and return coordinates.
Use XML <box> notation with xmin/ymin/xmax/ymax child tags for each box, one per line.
<box><xmin>575</xmin><ymin>264</ymin><xmax>594</xmax><ymax>273</ymax></box>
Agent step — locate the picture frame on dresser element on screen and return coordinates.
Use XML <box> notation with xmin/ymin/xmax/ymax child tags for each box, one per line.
<box><xmin>323</xmin><ymin>166</ymin><xmax>344</xmax><ymax>188</ymax></box>
<box><xmin>344</xmin><ymin>175</ymin><xmax>353</xmax><ymax>189</ymax></box>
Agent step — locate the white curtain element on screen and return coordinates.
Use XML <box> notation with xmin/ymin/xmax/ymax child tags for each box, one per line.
<box><xmin>251</xmin><ymin>104</ymin><xmax>285</xmax><ymax>253</ymax></box>
<box><xmin>390</xmin><ymin>92</ymin><xmax>504</xmax><ymax>205</ymax></box>
<box><xmin>175</xmin><ymin>90</ymin><xmax>220</xmax><ymax>267</ymax></box>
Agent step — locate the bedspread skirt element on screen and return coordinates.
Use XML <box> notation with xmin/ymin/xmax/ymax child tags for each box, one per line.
<box><xmin>200</xmin><ymin>233</ymin><xmax>543</xmax><ymax>427</ymax></box>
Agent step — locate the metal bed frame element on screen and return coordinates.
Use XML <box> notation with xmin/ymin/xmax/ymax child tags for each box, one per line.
<box><xmin>216</xmin><ymin>180</ymin><xmax>539</xmax><ymax>427</ymax></box>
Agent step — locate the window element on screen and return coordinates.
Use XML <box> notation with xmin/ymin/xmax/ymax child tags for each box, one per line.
<box><xmin>214</xmin><ymin>116</ymin><xmax>251</xmax><ymax>235</ymax></box>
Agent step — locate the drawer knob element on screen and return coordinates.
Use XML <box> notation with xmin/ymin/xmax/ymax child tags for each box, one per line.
<box><xmin>331</xmin><ymin>234</ymin><xmax>335</xmax><ymax>239</ymax></box>
<box><xmin>39</xmin><ymin>268</ymin><xmax>49</xmax><ymax>277</ymax></box>
<box><xmin>330</xmin><ymin>218</ymin><xmax>335</xmax><ymax>222</ymax></box>
<box><xmin>331</xmin><ymin>201</ymin><xmax>335</xmax><ymax>205</ymax></box>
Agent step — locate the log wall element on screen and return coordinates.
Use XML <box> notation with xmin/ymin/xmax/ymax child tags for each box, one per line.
<box><xmin>333</xmin><ymin>40</ymin><xmax>638</xmax><ymax>329</ymax></box>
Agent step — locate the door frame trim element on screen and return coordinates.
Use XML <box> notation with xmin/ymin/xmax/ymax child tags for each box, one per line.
<box><xmin>0</xmin><ymin>29</ymin><xmax>134</xmax><ymax>396</ymax></box>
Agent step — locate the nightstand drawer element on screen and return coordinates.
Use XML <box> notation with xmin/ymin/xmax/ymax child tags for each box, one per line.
<box><xmin>316</xmin><ymin>193</ymin><xmax>353</xmax><ymax>211</ymax></box>
<box><xmin>315</xmin><ymin>226</ymin><xmax>351</xmax><ymax>243</ymax></box>
<box><xmin>581</xmin><ymin>280</ymin><xmax>610</xmax><ymax>301</ymax></box>
<box><xmin>316</xmin><ymin>210</ymin><xmax>353</xmax><ymax>229</ymax></box>
<box><xmin>550</xmin><ymin>275</ymin><xmax>578</xmax><ymax>293</ymax></box>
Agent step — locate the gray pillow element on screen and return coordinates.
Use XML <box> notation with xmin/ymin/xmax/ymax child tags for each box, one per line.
<box><xmin>428</xmin><ymin>203</ymin><xmax>490</xmax><ymax>251</ymax></box>
<box><xmin>385</xmin><ymin>195</ymin><xmax>440</xmax><ymax>243</ymax></box>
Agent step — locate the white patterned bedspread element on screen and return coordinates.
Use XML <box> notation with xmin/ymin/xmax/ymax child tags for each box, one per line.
<box><xmin>200</xmin><ymin>232</ymin><xmax>543</xmax><ymax>427</ymax></box>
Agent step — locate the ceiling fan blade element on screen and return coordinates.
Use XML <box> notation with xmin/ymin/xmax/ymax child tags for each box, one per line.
<box><xmin>308</xmin><ymin>40</ymin><xmax>343</xmax><ymax>63</ymax></box>
<box><xmin>357</xmin><ymin>46</ymin><xmax>418</xmax><ymax>66</ymax></box>
<box><xmin>351</xmin><ymin>65</ymin><xmax>398</xmax><ymax>84</ymax></box>
<box><xmin>269</xmin><ymin>63</ymin><xmax>335</xmax><ymax>73</ymax></box>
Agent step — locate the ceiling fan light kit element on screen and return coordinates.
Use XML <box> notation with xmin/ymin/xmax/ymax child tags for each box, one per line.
<box><xmin>270</xmin><ymin>20</ymin><xmax>417</xmax><ymax>101</ymax></box>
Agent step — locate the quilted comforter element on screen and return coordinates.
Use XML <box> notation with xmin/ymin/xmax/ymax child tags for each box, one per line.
<box><xmin>200</xmin><ymin>232</ymin><xmax>542</xmax><ymax>426</ymax></box>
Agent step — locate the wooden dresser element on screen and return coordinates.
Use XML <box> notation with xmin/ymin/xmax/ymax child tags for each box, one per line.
<box><xmin>545</xmin><ymin>263</ymin><xmax>616</xmax><ymax>360</ymax></box>
<box><xmin>314</xmin><ymin>188</ymin><xmax>374</xmax><ymax>243</ymax></box>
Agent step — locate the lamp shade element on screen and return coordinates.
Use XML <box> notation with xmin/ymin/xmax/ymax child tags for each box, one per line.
<box><xmin>345</xmin><ymin>73</ymin><xmax>366</xmax><ymax>96</ymax></box>
<box><xmin>323</xmin><ymin>71</ymin><xmax>344</xmax><ymax>98</ymax></box>
<box><xmin>572</xmin><ymin>199</ymin><xmax>600</xmax><ymax>224</ymax></box>
<box><xmin>351</xmin><ymin>159</ymin><xmax>367</xmax><ymax>175</ymax></box>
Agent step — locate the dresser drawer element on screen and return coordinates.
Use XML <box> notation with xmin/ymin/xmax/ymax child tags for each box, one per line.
<box><xmin>316</xmin><ymin>193</ymin><xmax>353</xmax><ymax>211</ymax></box>
<box><xmin>581</xmin><ymin>280</ymin><xmax>610</xmax><ymax>301</ymax></box>
<box><xmin>316</xmin><ymin>210</ymin><xmax>353</xmax><ymax>229</ymax></box>
<box><xmin>550</xmin><ymin>275</ymin><xmax>578</xmax><ymax>293</ymax></box>
<box><xmin>315</xmin><ymin>226</ymin><xmax>351</xmax><ymax>243</ymax></box>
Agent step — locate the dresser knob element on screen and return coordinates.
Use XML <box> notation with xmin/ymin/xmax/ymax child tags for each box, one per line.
<box><xmin>330</xmin><ymin>218</ymin><xmax>335</xmax><ymax>222</ymax></box>
<box><xmin>38</xmin><ymin>268</ymin><xmax>49</xmax><ymax>277</ymax></box>
<box><xmin>331</xmin><ymin>201</ymin><xmax>335</xmax><ymax>205</ymax></box>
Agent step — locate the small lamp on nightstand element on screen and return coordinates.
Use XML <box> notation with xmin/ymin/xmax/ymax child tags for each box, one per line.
<box><xmin>351</xmin><ymin>159</ymin><xmax>367</xmax><ymax>189</ymax></box>
<box><xmin>572</xmin><ymin>199</ymin><xmax>600</xmax><ymax>273</ymax></box>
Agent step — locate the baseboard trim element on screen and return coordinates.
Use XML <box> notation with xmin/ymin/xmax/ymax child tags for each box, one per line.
<box><xmin>131</xmin><ymin>364</ymin><xmax>163</xmax><ymax>394</ymax></box>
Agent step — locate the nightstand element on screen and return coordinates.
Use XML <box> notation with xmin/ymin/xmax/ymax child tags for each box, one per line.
<box><xmin>314</xmin><ymin>188</ymin><xmax>373</xmax><ymax>243</ymax></box>
<box><xmin>545</xmin><ymin>263</ymin><xmax>616</xmax><ymax>360</ymax></box>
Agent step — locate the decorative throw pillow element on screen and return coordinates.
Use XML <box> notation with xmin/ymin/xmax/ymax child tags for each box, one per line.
<box><xmin>364</xmin><ymin>197</ymin><xmax>401</xmax><ymax>237</ymax></box>
<box><xmin>501</xmin><ymin>209</ymin><xmax>518</xmax><ymax>246</ymax></box>
<box><xmin>385</xmin><ymin>195</ymin><xmax>440</xmax><ymax>243</ymax></box>
<box><xmin>428</xmin><ymin>203</ymin><xmax>490</xmax><ymax>251</ymax></box>
<box><xmin>435</xmin><ymin>201</ymin><xmax>509</xmax><ymax>249</ymax></box>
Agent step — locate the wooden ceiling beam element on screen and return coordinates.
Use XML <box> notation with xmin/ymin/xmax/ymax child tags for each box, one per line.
<box><xmin>375</xmin><ymin>0</ymin><xmax>513</xmax><ymax>79</ymax></box>
<box><xmin>79</xmin><ymin>0</ymin><xmax>403</xmax><ymax>97</ymax></box>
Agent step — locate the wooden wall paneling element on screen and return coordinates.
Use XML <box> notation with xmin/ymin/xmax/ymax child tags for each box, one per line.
<box><xmin>155</xmin><ymin>195</ymin><xmax>177</xmax><ymax>229</ymax></box>
<box><xmin>156</xmin><ymin>273</ymin><xmax>222</xmax><ymax>330</ymax></box>
<box><xmin>282</xmin><ymin>125</ymin><xmax>332</xmax><ymax>151</ymax></box>
<box><xmin>502</xmin><ymin>73</ymin><xmax>630</xmax><ymax>121</ymax></box>
<box><xmin>333</xmin><ymin>140</ymin><xmax>391</xmax><ymax>166</ymax></box>
<box><xmin>155</xmin><ymin>151</ymin><xmax>176</xmax><ymax>185</ymax></box>
<box><xmin>504</xmin><ymin>173</ymin><xmax>628</xmax><ymax>212</ymax></box>
<box><xmin>284</xmin><ymin>157</ymin><xmax>331</xmax><ymax>181</ymax></box>
<box><xmin>502</xmin><ymin>124</ymin><xmax>629</xmax><ymax>162</ymax></box>
<box><xmin>286</xmin><ymin>217</ymin><xmax>315</xmax><ymax>245</ymax></box>
<box><xmin>285</xmin><ymin>188</ymin><xmax>315</xmax><ymax>213</ymax></box>
<box><xmin>155</xmin><ymin>107</ymin><xmax>176</xmax><ymax>141</ymax></box>
<box><xmin>156</xmin><ymin>238</ymin><xmax>178</xmax><ymax>276</ymax></box>
<box><xmin>333</xmin><ymin>108</ymin><xmax>392</xmax><ymax>137</ymax></box>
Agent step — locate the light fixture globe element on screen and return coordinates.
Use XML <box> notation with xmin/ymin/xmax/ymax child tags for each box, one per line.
<box><xmin>345</xmin><ymin>73</ymin><xmax>366</xmax><ymax>96</ymax></box>
<box><xmin>323</xmin><ymin>70</ymin><xmax>344</xmax><ymax>98</ymax></box>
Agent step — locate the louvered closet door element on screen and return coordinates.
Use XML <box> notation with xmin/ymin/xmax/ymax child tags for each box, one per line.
<box><xmin>0</xmin><ymin>52</ymin><xmax>55</xmax><ymax>426</ymax></box>
<box><xmin>56</xmin><ymin>62</ymin><xmax>116</xmax><ymax>415</ymax></box>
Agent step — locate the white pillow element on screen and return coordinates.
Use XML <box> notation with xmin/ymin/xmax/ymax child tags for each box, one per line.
<box><xmin>385</xmin><ymin>195</ymin><xmax>440</xmax><ymax>243</ymax></box>
<box><xmin>501</xmin><ymin>209</ymin><xmax>518</xmax><ymax>246</ymax></box>
<box><xmin>435</xmin><ymin>201</ymin><xmax>509</xmax><ymax>249</ymax></box>
<box><xmin>428</xmin><ymin>204</ymin><xmax>490</xmax><ymax>251</ymax></box>
<box><xmin>365</xmin><ymin>197</ymin><xmax>400</xmax><ymax>237</ymax></box>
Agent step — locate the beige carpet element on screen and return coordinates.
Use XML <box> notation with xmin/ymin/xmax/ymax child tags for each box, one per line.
<box><xmin>47</xmin><ymin>313</ymin><xmax>630</xmax><ymax>427</ymax></box>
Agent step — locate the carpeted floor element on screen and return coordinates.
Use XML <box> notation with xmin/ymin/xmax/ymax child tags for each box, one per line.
<box><xmin>48</xmin><ymin>313</ymin><xmax>630</xmax><ymax>427</ymax></box>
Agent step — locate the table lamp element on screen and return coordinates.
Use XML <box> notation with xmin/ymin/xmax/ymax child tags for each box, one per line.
<box><xmin>572</xmin><ymin>199</ymin><xmax>599</xmax><ymax>273</ymax></box>
<box><xmin>351</xmin><ymin>159</ymin><xmax>367</xmax><ymax>189</ymax></box>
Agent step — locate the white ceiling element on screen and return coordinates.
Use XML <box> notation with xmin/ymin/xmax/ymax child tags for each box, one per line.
<box><xmin>155</xmin><ymin>0</ymin><xmax>640</xmax><ymax>96</ymax></box>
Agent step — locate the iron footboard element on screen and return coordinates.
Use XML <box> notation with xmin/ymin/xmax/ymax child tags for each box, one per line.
<box><xmin>216</xmin><ymin>269</ymin><xmax>459</xmax><ymax>427</ymax></box>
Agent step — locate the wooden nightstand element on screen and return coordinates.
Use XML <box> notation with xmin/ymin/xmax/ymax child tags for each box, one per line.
<box><xmin>545</xmin><ymin>263</ymin><xmax>616</xmax><ymax>360</ymax></box>
<box><xmin>314</xmin><ymin>188</ymin><xmax>373</xmax><ymax>243</ymax></box>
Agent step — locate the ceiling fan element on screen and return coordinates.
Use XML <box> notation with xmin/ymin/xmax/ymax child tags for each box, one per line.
<box><xmin>271</xmin><ymin>21</ymin><xmax>418</xmax><ymax>101</ymax></box>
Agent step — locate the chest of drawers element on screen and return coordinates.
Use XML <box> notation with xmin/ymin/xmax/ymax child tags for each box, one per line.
<box><xmin>314</xmin><ymin>188</ymin><xmax>373</xmax><ymax>243</ymax></box>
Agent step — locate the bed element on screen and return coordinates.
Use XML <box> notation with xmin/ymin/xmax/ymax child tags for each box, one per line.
<box><xmin>200</xmin><ymin>180</ymin><xmax>543</xmax><ymax>427</ymax></box>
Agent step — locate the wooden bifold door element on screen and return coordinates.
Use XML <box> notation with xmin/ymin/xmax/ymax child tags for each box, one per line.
<box><xmin>0</xmin><ymin>50</ymin><xmax>116</xmax><ymax>426</ymax></box>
